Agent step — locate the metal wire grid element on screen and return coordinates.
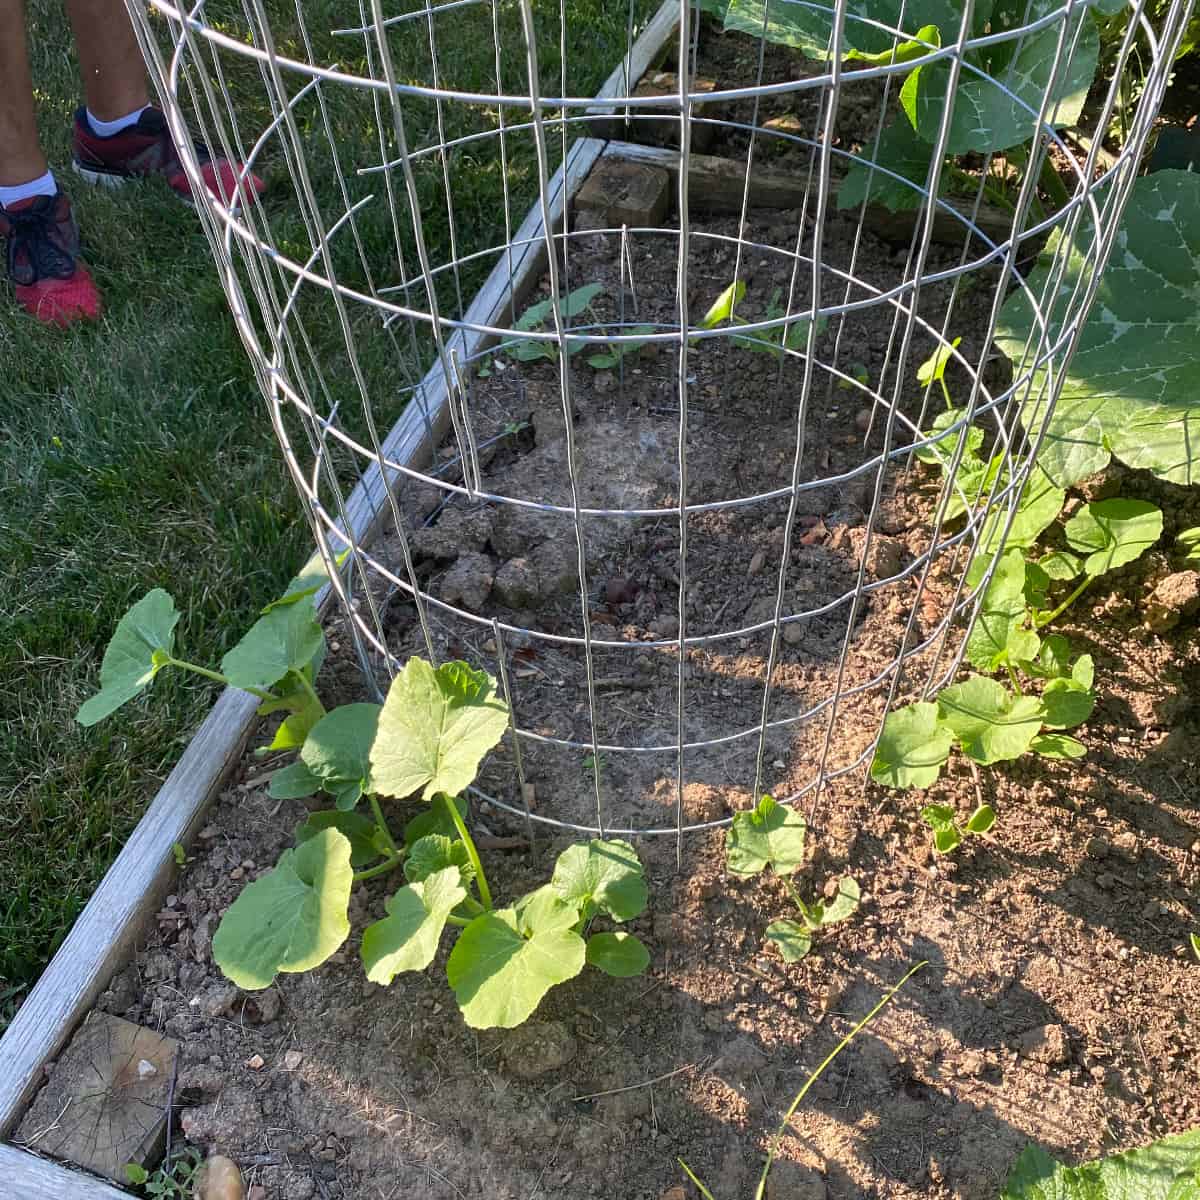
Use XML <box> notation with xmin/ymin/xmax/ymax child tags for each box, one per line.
<box><xmin>127</xmin><ymin>0</ymin><xmax>1190</xmax><ymax>848</ymax></box>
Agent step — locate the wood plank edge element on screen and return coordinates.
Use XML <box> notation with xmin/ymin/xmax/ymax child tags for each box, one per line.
<box><xmin>0</xmin><ymin>1143</ymin><xmax>130</xmax><ymax>1200</ymax></box>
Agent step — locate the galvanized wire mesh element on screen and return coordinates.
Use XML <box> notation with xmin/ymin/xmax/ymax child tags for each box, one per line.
<box><xmin>127</xmin><ymin>0</ymin><xmax>1190</xmax><ymax>845</ymax></box>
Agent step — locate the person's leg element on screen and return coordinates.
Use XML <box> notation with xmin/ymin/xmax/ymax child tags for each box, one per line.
<box><xmin>65</xmin><ymin>0</ymin><xmax>150</xmax><ymax>124</ymax></box>
<box><xmin>0</xmin><ymin>0</ymin><xmax>49</xmax><ymax>188</ymax></box>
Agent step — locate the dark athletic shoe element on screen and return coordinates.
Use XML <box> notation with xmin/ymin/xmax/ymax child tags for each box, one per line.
<box><xmin>0</xmin><ymin>192</ymin><xmax>101</xmax><ymax>327</ymax></box>
<box><xmin>72</xmin><ymin>105</ymin><xmax>265</xmax><ymax>211</ymax></box>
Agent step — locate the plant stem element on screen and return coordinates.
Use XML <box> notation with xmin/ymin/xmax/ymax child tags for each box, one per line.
<box><xmin>167</xmin><ymin>657</ymin><xmax>275</xmax><ymax>702</ymax></box>
<box><xmin>1007</xmin><ymin>665</ymin><xmax>1024</xmax><ymax>695</ymax></box>
<box><xmin>293</xmin><ymin>667</ymin><xmax>326</xmax><ymax>717</ymax></box>
<box><xmin>447</xmin><ymin>914</ymin><xmax>471</xmax><ymax>928</ymax></box>
<box><xmin>1038</xmin><ymin>151</ymin><xmax>1070</xmax><ymax>211</ymax></box>
<box><xmin>353</xmin><ymin>853</ymin><xmax>404</xmax><ymax>883</ymax></box>
<box><xmin>442</xmin><ymin>794</ymin><xmax>492</xmax><ymax>911</ymax></box>
<box><xmin>1036</xmin><ymin>576</ymin><xmax>1092</xmax><ymax>629</ymax></box>
<box><xmin>754</xmin><ymin>962</ymin><xmax>927</xmax><ymax>1200</ymax></box>
<box><xmin>370</xmin><ymin>794</ymin><xmax>400</xmax><ymax>857</ymax></box>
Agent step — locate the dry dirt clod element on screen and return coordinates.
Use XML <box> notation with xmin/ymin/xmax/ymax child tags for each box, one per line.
<box><xmin>199</xmin><ymin>984</ymin><xmax>239</xmax><ymax>1019</ymax></box>
<box><xmin>282</xmin><ymin>1049</ymin><xmax>303</xmax><ymax>1070</ymax></box>
<box><xmin>1018</xmin><ymin>1023</ymin><xmax>1068</xmax><ymax>1066</ymax></box>
<box><xmin>855</xmin><ymin>407</ymin><xmax>873</xmax><ymax>433</ymax></box>
<box><xmin>748</xmin><ymin>549</ymin><xmax>766</xmax><ymax>576</ymax></box>
<box><xmin>1144</xmin><ymin>570</ymin><xmax>1200</xmax><ymax>633</ymax></box>
<box><xmin>440</xmin><ymin>552</ymin><xmax>495</xmax><ymax>612</ymax></box>
<box><xmin>248</xmin><ymin>1188</ymin><xmax>267</xmax><ymax>1200</ymax></box>
<box><xmin>494</xmin><ymin>556</ymin><xmax>541</xmax><ymax>608</ymax></box>
<box><xmin>503</xmin><ymin>1020</ymin><xmax>577</xmax><ymax>1079</ymax></box>
<box><xmin>195</xmin><ymin>1155</ymin><xmax>245</xmax><ymax>1200</ymax></box>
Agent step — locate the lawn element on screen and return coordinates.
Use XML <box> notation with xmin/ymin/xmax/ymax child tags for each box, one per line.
<box><xmin>0</xmin><ymin>0</ymin><xmax>655</xmax><ymax>1027</ymax></box>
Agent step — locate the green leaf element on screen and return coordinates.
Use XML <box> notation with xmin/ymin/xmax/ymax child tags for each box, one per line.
<box><xmin>404</xmin><ymin>834</ymin><xmax>475</xmax><ymax>885</ymax></box>
<box><xmin>1041</xmin><ymin>678</ymin><xmax>1095</xmax><ymax>730</ymax></box>
<box><xmin>964</xmin><ymin>803</ymin><xmax>996</xmax><ymax>834</ymax></box>
<box><xmin>551</xmin><ymin>839</ymin><xmax>647</xmax><ymax>921</ymax></box>
<box><xmin>1023</xmin><ymin>558</ymin><xmax>1051</xmax><ymax>612</ymax></box>
<box><xmin>870</xmin><ymin>703</ymin><xmax>954</xmax><ymax>789</ymax></box>
<box><xmin>76</xmin><ymin>589</ymin><xmax>180</xmax><ymax>726</ymax></box>
<box><xmin>1177</xmin><ymin>526</ymin><xmax>1200</xmax><ymax>567</ymax></box>
<box><xmin>1038</xmin><ymin>550</ymin><xmax>1084</xmax><ymax>582</ymax></box>
<box><xmin>838</xmin><ymin>117</ymin><xmax>936</xmax><ymax>214</ymax></box>
<box><xmin>262</xmin><ymin>694</ymin><xmax>325</xmax><ymax>753</ymax></box>
<box><xmin>211</xmin><ymin>828</ymin><xmax>353</xmax><ymax>990</ymax></box>
<box><xmin>999</xmin><ymin>172</ymin><xmax>1200</xmax><ymax>486</ymax></box>
<box><xmin>220</xmin><ymin>602</ymin><xmax>324</xmax><ymax>693</ymax></box>
<box><xmin>921</xmin><ymin>804</ymin><xmax>962</xmax><ymax>854</ymax></box>
<box><xmin>446</xmin><ymin>909</ymin><xmax>586</xmax><ymax>1029</ymax></box>
<box><xmin>903</xmin><ymin>0</ymin><xmax>1097</xmax><ymax>154</ymax></box>
<box><xmin>125</xmin><ymin>1164</ymin><xmax>149</xmax><ymax>1185</ymax></box>
<box><xmin>1065</xmin><ymin>499</ymin><xmax>1164</xmax><ymax>578</ymax></box>
<box><xmin>295</xmin><ymin>810</ymin><xmax>389</xmax><ymax>868</ymax></box>
<box><xmin>917</xmin><ymin>336</ymin><xmax>962</xmax><ymax>388</ymax></box>
<box><xmin>845</xmin><ymin>22</ymin><xmax>941</xmax><ymax>64</ymax></box>
<box><xmin>697</xmin><ymin>280</ymin><xmax>746</xmax><ymax>330</ymax></box>
<box><xmin>301</xmin><ymin>702</ymin><xmax>380</xmax><ymax>802</ymax></box>
<box><xmin>1004</xmin><ymin>627</ymin><xmax>1041</xmax><ymax>667</ymax></box>
<box><xmin>262</xmin><ymin>548</ymin><xmax>347</xmax><ymax>613</ymax></box>
<box><xmin>269</xmin><ymin>759</ymin><xmax>323</xmax><ymax>800</ymax></box>
<box><xmin>979</xmin><ymin>469</ymin><xmax>1065</xmax><ymax>555</ymax></box>
<box><xmin>724</xmin><ymin>0</ymin><xmax>961</xmax><ymax>60</ymax></box>
<box><xmin>914</xmin><ymin>407</ymin><xmax>984</xmax><ymax>466</ymax></box>
<box><xmin>1190</xmin><ymin>931</ymin><xmax>1200</xmax><ymax>961</ymax></box>
<box><xmin>937</xmin><ymin>675</ymin><xmax>1045</xmax><ymax>764</ymax></box>
<box><xmin>1001</xmin><ymin>1128</ymin><xmax>1200</xmax><ymax>1200</ymax></box>
<box><xmin>1021</xmin><ymin>634</ymin><xmax>1072</xmax><ymax>680</ymax></box>
<box><xmin>361</xmin><ymin>867</ymin><xmax>466</xmax><ymax>984</ymax></box>
<box><xmin>765</xmin><ymin>919</ymin><xmax>813</xmax><ymax>962</ymax></box>
<box><xmin>1072</xmin><ymin>654</ymin><xmax>1095</xmax><ymax>690</ymax></box>
<box><xmin>1031</xmin><ymin>733</ymin><xmax>1087</xmax><ymax>760</ymax></box>
<box><xmin>403</xmin><ymin>794</ymin><xmax>468</xmax><ymax>847</ymax></box>
<box><xmin>586</xmin><ymin>932</ymin><xmax>650</xmax><ymax>977</ymax></box>
<box><xmin>370</xmin><ymin>658</ymin><xmax>509</xmax><ymax>802</ymax></box>
<box><xmin>814</xmin><ymin>877</ymin><xmax>860</xmax><ymax>925</ymax></box>
<box><xmin>725</xmin><ymin>795</ymin><xmax>808</xmax><ymax>875</ymax></box>
<box><xmin>515</xmin><ymin>884</ymin><xmax>582</xmax><ymax>934</ymax></box>
<box><xmin>965</xmin><ymin>548</ymin><xmax>1028</xmax><ymax>671</ymax></box>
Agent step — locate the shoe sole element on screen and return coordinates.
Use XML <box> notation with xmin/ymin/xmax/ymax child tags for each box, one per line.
<box><xmin>72</xmin><ymin>159</ymin><xmax>251</xmax><ymax>215</ymax></box>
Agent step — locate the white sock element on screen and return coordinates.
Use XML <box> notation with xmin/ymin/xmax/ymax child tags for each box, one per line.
<box><xmin>0</xmin><ymin>169</ymin><xmax>58</xmax><ymax>208</ymax></box>
<box><xmin>86</xmin><ymin>104</ymin><xmax>151</xmax><ymax>138</ymax></box>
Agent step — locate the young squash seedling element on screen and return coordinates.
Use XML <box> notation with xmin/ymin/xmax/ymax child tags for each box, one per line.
<box><xmin>124</xmin><ymin>1147</ymin><xmax>203</xmax><ymax>1199</ymax></box>
<box><xmin>920</xmin><ymin>802</ymin><xmax>995</xmax><ymax>854</ymax></box>
<box><xmin>872</xmin><ymin>349</ymin><xmax>1166</xmax><ymax>852</ymax></box>
<box><xmin>480</xmin><ymin>282</ymin><xmax>605</xmax><ymax>372</ymax></box>
<box><xmin>79</xmin><ymin>574</ymin><xmax>650</xmax><ymax>1030</ymax></box>
<box><xmin>725</xmin><ymin>795</ymin><xmax>859</xmax><ymax>962</ymax></box>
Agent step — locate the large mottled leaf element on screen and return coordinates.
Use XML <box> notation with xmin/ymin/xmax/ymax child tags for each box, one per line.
<box><xmin>295</xmin><ymin>810</ymin><xmax>390</xmax><ymax>868</ymax></box>
<box><xmin>1001</xmin><ymin>1128</ymin><xmax>1200</xmax><ymax>1200</ymax></box>
<box><xmin>937</xmin><ymin>675</ymin><xmax>1045</xmax><ymax>764</ymax></box>
<box><xmin>551</xmin><ymin>840</ymin><xmax>647</xmax><ymax>922</ymax></box>
<box><xmin>725</xmin><ymin>795</ymin><xmax>807</xmax><ymax>875</ymax></box>
<box><xmin>724</xmin><ymin>0</ymin><xmax>962</xmax><ymax>60</ymax></box>
<box><xmin>370</xmin><ymin>658</ymin><xmax>509</xmax><ymax>802</ymax></box>
<box><xmin>361</xmin><ymin>867</ymin><xmax>466</xmax><ymax>984</ymax></box>
<box><xmin>870</xmin><ymin>703</ymin><xmax>954</xmax><ymax>789</ymax></box>
<box><xmin>211</xmin><ymin>828</ymin><xmax>352</xmax><ymax>990</ymax></box>
<box><xmin>220</xmin><ymin>601</ymin><xmax>324</xmax><ymax>693</ymax></box>
<box><xmin>446</xmin><ymin>908</ymin><xmax>586</xmax><ymax>1029</ymax></box>
<box><xmin>838</xmin><ymin>117</ymin><xmax>935</xmax><ymax>213</ymax></box>
<box><xmin>902</xmin><ymin>0</ymin><xmax>1097</xmax><ymax>154</ymax></box>
<box><xmin>998</xmin><ymin>172</ymin><xmax>1200</xmax><ymax>486</ymax></box>
<box><xmin>76</xmin><ymin>589</ymin><xmax>180</xmax><ymax>726</ymax></box>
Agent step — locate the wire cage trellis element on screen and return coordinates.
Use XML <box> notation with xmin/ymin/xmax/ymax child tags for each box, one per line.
<box><xmin>126</xmin><ymin>0</ymin><xmax>1191</xmax><ymax>851</ymax></box>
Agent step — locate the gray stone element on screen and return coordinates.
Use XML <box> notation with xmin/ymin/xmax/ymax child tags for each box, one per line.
<box><xmin>196</xmin><ymin>1155</ymin><xmax>245</xmax><ymax>1200</ymax></box>
<box><xmin>532</xmin><ymin>538</ymin><xmax>581</xmax><ymax>596</ymax></box>
<box><xmin>200</xmin><ymin>983</ymin><xmax>240</xmax><ymax>1019</ymax></box>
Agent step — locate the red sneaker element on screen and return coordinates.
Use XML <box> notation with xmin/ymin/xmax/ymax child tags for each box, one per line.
<box><xmin>72</xmin><ymin>106</ymin><xmax>265</xmax><ymax>211</ymax></box>
<box><xmin>0</xmin><ymin>193</ymin><xmax>102</xmax><ymax>328</ymax></box>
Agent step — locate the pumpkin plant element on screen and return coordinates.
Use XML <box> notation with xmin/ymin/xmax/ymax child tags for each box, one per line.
<box><xmin>77</xmin><ymin>563</ymin><xmax>649</xmax><ymax>1029</ymax></box>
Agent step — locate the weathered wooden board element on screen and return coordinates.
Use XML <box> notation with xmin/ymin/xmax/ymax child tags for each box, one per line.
<box><xmin>602</xmin><ymin>139</ymin><xmax>1016</xmax><ymax>246</ymax></box>
<box><xmin>0</xmin><ymin>1143</ymin><xmax>130</xmax><ymax>1200</ymax></box>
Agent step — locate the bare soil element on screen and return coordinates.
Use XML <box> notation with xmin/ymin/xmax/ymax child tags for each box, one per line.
<box><xmin>16</xmin><ymin>34</ymin><xmax>1200</xmax><ymax>1200</ymax></box>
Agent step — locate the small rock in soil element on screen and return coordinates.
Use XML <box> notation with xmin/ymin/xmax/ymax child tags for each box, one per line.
<box><xmin>1144</xmin><ymin>570</ymin><xmax>1200</xmax><ymax>633</ymax></box>
<box><xmin>245</xmin><ymin>987</ymin><xmax>281</xmax><ymax>1024</ymax></box>
<box><xmin>248</xmin><ymin>1188</ymin><xmax>266</xmax><ymax>1200</ymax></box>
<box><xmin>1018</xmin><ymin>1023</ymin><xmax>1068</xmax><ymax>1066</ymax></box>
<box><xmin>1085</xmin><ymin>836</ymin><xmax>1109</xmax><ymax>859</ymax></box>
<box><xmin>503</xmin><ymin>1020</ymin><xmax>577</xmax><ymax>1079</ymax></box>
<box><xmin>195</xmin><ymin>1155</ymin><xmax>244</xmax><ymax>1200</ymax></box>
<box><xmin>748</xmin><ymin>549</ymin><xmax>766</xmax><ymax>576</ymax></box>
<box><xmin>782</xmin><ymin>621</ymin><xmax>805</xmax><ymax>645</ymax></box>
<box><xmin>855</xmin><ymin>407</ymin><xmax>872</xmax><ymax>433</ymax></box>
<box><xmin>531</xmin><ymin>538</ymin><xmax>579</xmax><ymax>596</ymax></box>
<box><xmin>493</xmin><ymin>556</ymin><xmax>541</xmax><ymax>608</ymax></box>
<box><xmin>650</xmin><ymin>612</ymin><xmax>679</xmax><ymax>637</ymax></box>
<box><xmin>440</xmin><ymin>552</ymin><xmax>495</xmax><ymax>612</ymax></box>
<box><xmin>282</xmin><ymin>1049</ymin><xmax>303</xmax><ymax>1070</ymax></box>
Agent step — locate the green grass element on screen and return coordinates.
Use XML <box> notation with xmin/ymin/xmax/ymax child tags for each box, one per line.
<box><xmin>0</xmin><ymin>0</ymin><xmax>655</xmax><ymax>1024</ymax></box>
